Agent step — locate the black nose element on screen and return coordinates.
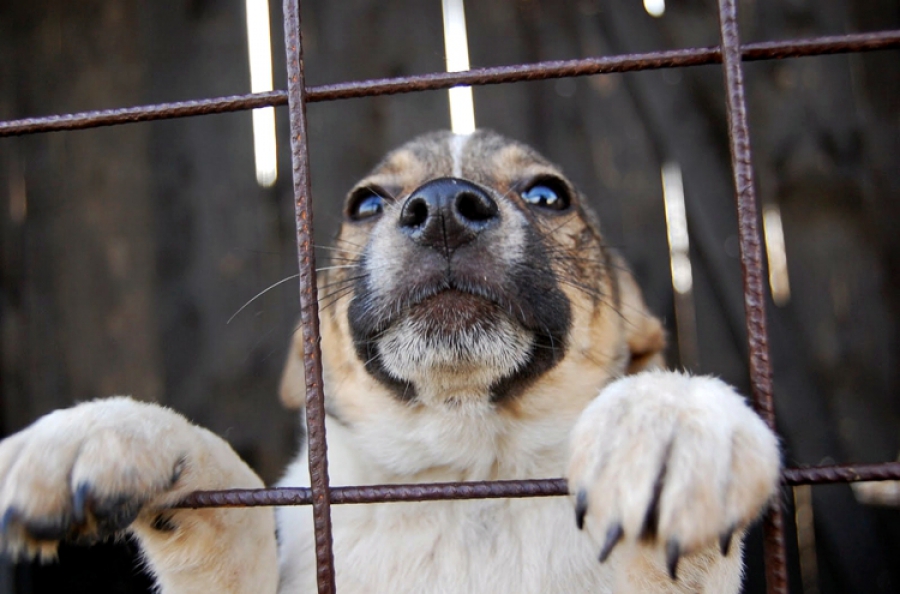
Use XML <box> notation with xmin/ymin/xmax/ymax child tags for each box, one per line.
<box><xmin>399</xmin><ymin>178</ymin><xmax>499</xmax><ymax>253</ymax></box>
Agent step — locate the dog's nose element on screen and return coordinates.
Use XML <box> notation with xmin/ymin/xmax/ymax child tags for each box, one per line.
<box><xmin>399</xmin><ymin>178</ymin><xmax>499</xmax><ymax>252</ymax></box>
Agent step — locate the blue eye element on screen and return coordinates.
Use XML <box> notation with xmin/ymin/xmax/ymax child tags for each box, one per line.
<box><xmin>348</xmin><ymin>188</ymin><xmax>386</xmax><ymax>221</ymax></box>
<box><xmin>521</xmin><ymin>179</ymin><xmax>571</xmax><ymax>211</ymax></box>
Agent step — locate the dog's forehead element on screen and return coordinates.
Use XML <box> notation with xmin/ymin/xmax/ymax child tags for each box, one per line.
<box><xmin>360</xmin><ymin>131</ymin><xmax>562</xmax><ymax>192</ymax></box>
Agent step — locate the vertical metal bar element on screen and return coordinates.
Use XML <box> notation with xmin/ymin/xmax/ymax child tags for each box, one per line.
<box><xmin>281</xmin><ymin>0</ymin><xmax>337</xmax><ymax>592</ymax></box>
<box><xmin>714</xmin><ymin>0</ymin><xmax>790</xmax><ymax>593</ymax></box>
<box><xmin>761</xmin><ymin>506</ymin><xmax>789</xmax><ymax>594</ymax></box>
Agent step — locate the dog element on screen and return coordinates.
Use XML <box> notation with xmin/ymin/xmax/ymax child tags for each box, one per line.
<box><xmin>0</xmin><ymin>130</ymin><xmax>780</xmax><ymax>593</ymax></box>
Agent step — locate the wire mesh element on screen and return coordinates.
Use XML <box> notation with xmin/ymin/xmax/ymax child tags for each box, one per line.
<box><xmin>1</xmin><ymin>2</ymin><xmax>899</xmax><ymax>593</ymax></box>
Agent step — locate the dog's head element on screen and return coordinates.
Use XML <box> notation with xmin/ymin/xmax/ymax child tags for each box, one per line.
<box><xmin>281</xmin><ymin>130</ymin><xmax>663</xmax><ymax>431</ymax></box>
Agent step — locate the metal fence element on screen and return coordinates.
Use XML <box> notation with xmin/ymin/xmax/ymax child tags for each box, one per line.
<box><xmin>2</xmin><ymin>1</ymin><xmax>900</xmax><ymax>593</ymax></box>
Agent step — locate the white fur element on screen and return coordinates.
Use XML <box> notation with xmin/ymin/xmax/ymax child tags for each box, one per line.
<box><xmin>273</xmin><ymin>371</ymin><xmax>779</xmax><ymax>593</ymax></box>
<box><xmin>377</xmin><ymin>314</ymin><xmax>534</xmax><ymax>405</ymax></box>
<box><xmin>569</xmin><ymin>372</ymin><xmax>780</xmax><ymax>561</ymax></box>
<box><xmin>450</xmin><ymin>133</ymin><xmax>471</xmax><ymax>178</ymax></box>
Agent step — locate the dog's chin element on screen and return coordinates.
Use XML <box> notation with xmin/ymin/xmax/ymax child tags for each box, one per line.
<box><xmin>376</xmin><ymin>291</ymin><xmax>534</xmax><ymax>404</ymax></box>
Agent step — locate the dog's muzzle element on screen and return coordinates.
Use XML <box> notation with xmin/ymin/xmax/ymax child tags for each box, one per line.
<box><xmin>399</xmin><ymin>178</ymin><xmax>500</xmax><ymax>255</ymax></box>
<box><xmin>348</xmin><ymin>176</ymin><xmax>572</xmax><ymax>403</ymax></box>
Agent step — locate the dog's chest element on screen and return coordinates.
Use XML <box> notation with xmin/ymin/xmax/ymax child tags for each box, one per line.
<box><xmin>275</xmin><ymin>410</ymin><xmax>613</xmax><ymax>592</ymax></box>
<box><xmin>278</xmin><ymin>493</ymin><xmax>612</xmax><ymax>593</ymax></box>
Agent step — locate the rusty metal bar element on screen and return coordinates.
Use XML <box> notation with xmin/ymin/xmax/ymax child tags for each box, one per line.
<box><xmin>715</xmin><ymin>0</ymin><xmax>789</xmax><ymax>592</ymax></box>
<box><xmin>303</xmin><ymin>30</ymin><xmax>900</xmax><ymax>103</ymax></box>
<box><xmin>782</xmin><ymin>462</ymin><xmax>900</xmax><ymax>485</ymax></box>
<box><xmin>0</xmin><ymin>91</ymin><xmax>287</xmax><ymax>137</ymax></box>
<box><xmin>717</xmin><ymin>0</ymin><xmax>775</xmax><ymax>429</ymax></box>
<box><xmin>174</xmin><ymin>462</ymin><xmax>900</xmax><ymax>508</ymax></box>
<box><xmin>178</xmin><ymin>478</ymin><xmax>569</xmax><ymax>508</ymax></box>
<box><xmin>2</xmin><ymin>30</ymin><xmax>898</xmax><ymax>138</ymax></box>
<box><xmin>282</xmin><ymin>0</ymin><xmax>335</xmax><ymax>592</ymax></box>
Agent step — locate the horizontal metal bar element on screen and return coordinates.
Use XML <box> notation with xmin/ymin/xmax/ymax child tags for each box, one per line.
<box><xmin>1</xmin><ymin>30</ymin><xmax>897</xmax><ymax>138</ymax></box>
<box><xmin>0</xmin><ymin>91</ymin><xmax>288</xmax><ymax>137</ymax></box>
<box><xmin>175</xmin><ymin>462</ymin><xmax>900</xmax><ymax>509</ymax></box>
<box><xmin>782</xmin><ymin>461</ymin><xmax>900</xmax><ymax>485</ymax></box>
<box><xmin>305</xmin><ymin>30</ymin><xmax>900</xmax><ymax>102</ymax></box>
<box><xmin>177</xmin><ymin>478</ymin><xmax>569</xmax><ymax>508</ymax></box>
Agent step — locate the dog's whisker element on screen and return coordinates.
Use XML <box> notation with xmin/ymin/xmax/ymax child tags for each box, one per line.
<box><xmin>544</xmin><ymin>252</ymin><xmax>606</xmax><ymax>265</ymax></box>
<box><xmin>318</xmin><ymin>284</ymin><xmax>357</xmax><ymax>302</ymax></box>
<box><xmin>316</xmin><ymin>265</ymin><xmax>360</xmax><ymax>273</ymax></box>
<box><xmin>318</xmin><ymin>275</ymin><xmax>365</xmax><ymax>291</ymax></box>
<box><xmin>318</xmin><ymin>285</ymin><xmax>358</xmax><ymax>302</ymax></box>
<box><xmin>555</xmin><ymin>277</ymin><xmax>606</xmax><ymax>299</ymax></box>
<box><xmin>545</xmin><ymin>247</ymin><xmax>628</xmax><ymax>266</ymax></box>
<box><xmin>332</xmin><ymin>236</ymin><xmax>367</xmax><ymax>250</ymax></box>
<box><xmin>258</xmin><ymin>345</ymin><xmax>283</xmax><ymax>364</ymax></box>
<box><xmin>324</xmin><ymin>256</ymin><xmax>362</xmax><ymax>264</ymax></box>
<box><xmin>537</xmin><ymin>216</ymin><xmax>577</xmax><ymax>239</ymax></box>
<box><xmin>362</xmin><ymin>352</ymin><xmax>381</xmax><ymax>368</ymax></box>
<box><xmin>315</xmin><ymin>244</ymin><xmax>365</xmax><ymax>256</ymax></box>
<box><xmin>540</xmin><ymin>320</ymin><xmax>558</xmax><ymax>354</ymax></box>
<box><xmin>227</xmin><ymin>274</ymin><xmax>301</xmax><ymax>325</ymax></box>
<box><xmin>242</xmin><ymin>325</ymin><xmax>279</xmax><ymax>364</ymax></box>
<box><xmin>318</xmin><ymin>287</ymin><xmax>358</xmax><ymax>312</ymax></box>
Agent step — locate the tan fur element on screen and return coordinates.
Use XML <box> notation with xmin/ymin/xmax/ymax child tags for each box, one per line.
<box><xmin>853</xmin><ymin>453</ymin><xmax>900</xmax><ymax>507</ymax></box>
<box><xmin>0</xmin><ymin>130</ymin><xmax>780</xmax><ymax>593</ymax></box>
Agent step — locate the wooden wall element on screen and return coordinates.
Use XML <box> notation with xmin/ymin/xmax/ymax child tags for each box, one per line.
<box><xmin>0</xmin><ymin>0</ymin><xmax>898</xmax><ymax>591</ymax></box>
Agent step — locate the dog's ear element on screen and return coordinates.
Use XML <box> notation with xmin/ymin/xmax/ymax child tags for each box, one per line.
<box><xmin>279</xmin><ymin>329</ymin><xmax>306</xmax><ymax>409</ymax></box>
<box><xmin>611</xmin><ymin>253</ymin><xmax>667</xmax><ymax>374</ymax></box>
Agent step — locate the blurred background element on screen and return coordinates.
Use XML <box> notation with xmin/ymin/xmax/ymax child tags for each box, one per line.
<box><xmin>0</xmin><ymin>0</ymin><xmax>898</xmax><ymax>592</ymax></box>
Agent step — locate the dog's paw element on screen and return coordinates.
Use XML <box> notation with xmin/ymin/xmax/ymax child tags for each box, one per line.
<box><xmin>0</xmin><ymin>397</ymin><xmax>221</xmax><ymax>560</ymax></box>
<box><xmin>568</xmin><ymin>371</ymin><xmax>780</xmax><ymax>578</ymax></box>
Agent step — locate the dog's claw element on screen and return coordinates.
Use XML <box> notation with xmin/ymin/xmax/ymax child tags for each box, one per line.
<box><xmin>666</xmin><ymin>539</ymin><xmax>681</xmax><ymax>580</ymax></box>
<box><xmin>23</xmin><ymin>518</ymin><xmax>69</xmax><ymax>541</ymax></box>
<box><xmin>575</xmin><ymin>489</ymin><xmax>588</xmax><ymax>530</ymax></box>
<box><xmin>0</xmin><ymin>508</ymin><xmax>16</xmax><ymax>534</ymax></box>
<box><xmin>598</xmin><ymin>523</ymin><xmax>623</xmax><ymax>563</ymax></box>
<box><xmin>72</xmin><ymin>482</ymin><xmax>90</xmax><ymax>525</ymax></box>
<box><xmin>720</xmin><ymin>526</ymin><xmax>734</xmax><ymax>556</ymax></box>
<box><xmin>171</xmin><ymin>456</ymin><xmax>186</xmax><ymax>485</ymax></box>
